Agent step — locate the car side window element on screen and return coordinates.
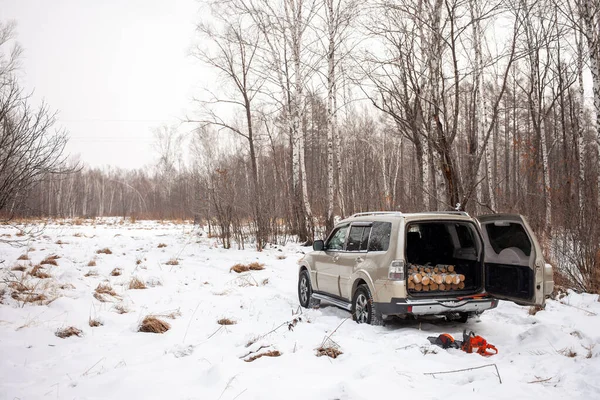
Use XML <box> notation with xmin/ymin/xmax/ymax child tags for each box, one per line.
<box><xmin>346</xmin><ymin>226</ymin><xmax>370</xmax><ymax>252</ymax></box>
<box><xmin>326</xmin><ymin>225</ymin><xmax>349</xmax><ymax>251</ymax></box>
<box><xmin>368</xmin><ymin>222</ymin><xmax>392</xmax><ymax>252</ymax></box>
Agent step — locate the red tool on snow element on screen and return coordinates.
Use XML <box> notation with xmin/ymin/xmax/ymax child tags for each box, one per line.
<box><xmin>427</xmin><ymin>330</ymin><xmax>498</xmax><ymax>356</ymax></box>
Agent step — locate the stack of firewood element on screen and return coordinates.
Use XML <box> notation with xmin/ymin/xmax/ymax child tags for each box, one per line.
<box><xmin>407</xmin><ymin>264</ymin><xmax>465</xmax><ymax>292</ymax></box>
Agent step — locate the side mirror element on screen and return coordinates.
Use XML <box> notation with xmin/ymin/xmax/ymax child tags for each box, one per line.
<box><xmin>313</xmin><ymin>240</ymin><xmax>325</xmax><ymax>251</ymax></box>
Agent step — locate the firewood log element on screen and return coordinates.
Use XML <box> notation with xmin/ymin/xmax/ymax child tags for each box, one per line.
<box><xmin>414</xmin><ymin>283</ymin><xmax>423</xmax><ymax>291</ymax></box>
<box><xmin>433</xmin><ymin>267</ymin><xmax>439</xmax><ymax>273</ymax></box>
<box><xmin>448</xmin><ymin>265</ymin><xmax>455</xmax><ymax>273</ymax></box>
<box><xmin>439</xmin><ymin>283</ymin><xmax>446</xmax><ymax>291</ymax></box>
<box><xmin>421</xmin><ymin>276</ymin><xmax>430</xmax><ymax>285</ymax></box>
<box><xmin>413</xmin><ymin>274</ymin><xmax>422</xmax><ymax>284</ymax></box>
<box><xmin>458</xmin><ymin>274</ymin><xmax>465</xmax><ymax>282</ymax></box>
<box><xmin>433</xmin><ymin>274</ymin><xmax>443</xmax><ymax>285</ymax></box>
<box><xmin>458</xmin><ymin>281</ymin><xmax>465</xmax><ymax>290</ymax></box>
<box><xmin>453</xmin><ymin>275</ymin><xmax>461</xmax><ymax>285</ymax></box>
<box><xmin>425</xmin><ymin>267</ymin><xmax>431</xmax><ymax>274</ymax></box>
<box><xmin>408</xmin><ymin>280</ymin><xmax>415</xmax><ymax>290</ymax></box>
<box><xmin>444</xmin><ymin>275</ymin><xmax>453</xmax><ymax>285</ymax></box>
<box><xmin>430</xmin><ymin>282</ymin><xmax>439</xmax><ymax>291</ymax></box>
<box><xmin>451</xmin><ymin>283</ymin><xmax>459</xmax><ymax>290</ymax></box>
<box><xmin>422</xmin><ymin>284</ymin><xmax>430</xmax><ymax>291</ymax></box>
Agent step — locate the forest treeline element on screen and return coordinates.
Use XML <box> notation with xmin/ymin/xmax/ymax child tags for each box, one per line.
<box><xmin>2</xmin><ymin>1</ymin><xmax>600</xmax><ymax>291</ymax></box>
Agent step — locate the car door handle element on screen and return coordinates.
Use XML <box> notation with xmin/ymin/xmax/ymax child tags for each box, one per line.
<box><xmin>355</xmin><ymin>256</ymin><xmax>364</xmax><ymax>263</ymax></box>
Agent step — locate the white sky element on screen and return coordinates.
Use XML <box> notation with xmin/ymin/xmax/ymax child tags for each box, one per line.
<box><xmin>0</xmin><ymin>0</ymin><xmax>205</xmax><ymax>169</ymax></box>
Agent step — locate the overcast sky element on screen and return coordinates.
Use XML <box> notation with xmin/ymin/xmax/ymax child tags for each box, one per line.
<box><xmin>1</xmin><ymin>0</ymin><xmax>205</xmax><ymax>169</ymax></box>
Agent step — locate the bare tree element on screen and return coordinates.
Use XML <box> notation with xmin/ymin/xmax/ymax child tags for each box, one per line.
<box><xmin>0</xmin><ymin>21</ymin><xmax>74</xmax><ymax>219</ymax></box>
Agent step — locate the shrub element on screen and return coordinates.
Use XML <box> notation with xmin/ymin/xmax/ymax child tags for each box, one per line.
<box><xmin>110</xmin><ymin>268</ymin><xmax>122</xmax><ymax>276</ymax></box>
<box><xmin>41</xmin><ymin>255</ymin><xmax>59</xmax><ymax>266</ymax></box>
<box><xmin>248</xmin><ymin>262</ymin><xmax>265</xmax><ymax>271</ymax></box>
<box><xmin>88</xmin><ymin>318</ymin><xmax>103</xmax><ymax>327</ymax></box>
<box><xmin>17</xmin><ymin>254</ymin><xmax>29</xmax><ymax>261</ymax></box>
<box><xmin>165</xmin><ymin>259</ymin><xmax>179</xmax><ymax>266</ymax></box>
<box><xmin>87</xmin><ymin>260</ymin><xmax>97</xmax><ymax>267</ymax></box>
<box><xmin>30</xmin><ymin>265</ymin><xmax>51</xmax><ymax>279</ymax></box>
<box><xmin>96</xmin><ymin>248</ymin><xmax>112</xmax><ymax>255</ymax></box>
<box><xmin>217</xmin><ymin>318</ymin><xmax>236</xmax><ymax>325</ymax></box>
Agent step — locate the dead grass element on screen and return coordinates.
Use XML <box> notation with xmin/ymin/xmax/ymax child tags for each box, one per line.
<box><xmin>165</xmin><ymin>259</ymin><xmax>179</xmax><ymax>266</ymax></box>
<box><xmin>110</xmin><ymin>268</ymin><xmax>122</xmax><ymax>276</ymax></box>
<box><xmin>89</xmin><ymin>318</ymin><xmax>103</xmax><ymax>327</ymax></box>
<box><xmin>316</xmin><ymin>346</ymin><xmax>343</xmax><ymax>359</ymax></box>
<box><xmin>113</xmin><ymin>303</ymin><xmax>130</xmax><ymax>314</ymax></box>
<box><xmin>244</xmin><ymin>350</ymin><xmax>281</xmax><ymax>362</ymax></box>
<box><xmin>529</xmin><ymin>305</ymin><xmax>543</xmax><ymax>315</ymax></box>
<box><xmin>96</xmin><ymin>248</ymin><xmax>112</xmax><ymax>255</ymax></box>
<box><xmin>248</xmin><ymin>262</ymin><xmax>265</xmax><ymax>271</ymax></box>
<box><xmin>87</xmin><ymin>260</ymin><xmax>97</xmax><ymax>267</ymax></box>
<box><xmin>55</xmin><ymin>326</ymin><xmax>83</xmax><ymax>338</ymax></box>
<box><xmin>11</xmin><ymin>265</ymin><xmax>27</xmax><ymax>272</ymax></box>
<box><xmin>94</xmin><ymin>283</ymin><xmax>119</xmax><ymax>302</ymax></box>
<box><xmin>84</xmin><ymin>270</ymin><xmax>99</xmax><ymax>277</ymax></box>
<box><xmin>17</xmin><ymin>254</ymin><xmax>29</xmax><ymax>261</ymax></box>
<box><xmin>30</xmin><ymin>265</ymin><xmax>51</xmax><ymax>279</ymax></box>
<box><xmin>128</xmin><ymin>277</ymin><xmax>146</xmax><ymax>289</ymax></box>
<box><xmin>157</xmin><ymin>243</ymin><xmax>167</xmax><ymax>248</ymax></box>
<box><xmin>41</xmin><ymin>255</ymin><xmax>59</xmax><ymax>266</ymax></box>
<box><xmin>230</xmin><ymin>263</ymin><xmax>249</xmax><ymax>273</ymax></box>
<box><xmin>217</xmin><ymin>318</ymin><xmax>236</xmax><ymax>325</ymax></box>
<box><xmin>55</xmin><ymin>240</ymin><xmax>68</xmax><ymax>245</ymax></box>
<box><xmin>559</xmin><ymin>347</ymin><xmax>578</xmax><ymax>358</ymax></box>
<box><xmin>135</xmin><ymin>258</ymin><xmax>142</xmax><ymax>265</ymax></box>
<box><xmin>230</xmin><ymin>262</ymin><xmax>265</xmax><ymax>273</ymax></box>
<box><xmin>138</xmin><ymin>316</ymin><xmax>170</xmax><ymax>333</ymax></box>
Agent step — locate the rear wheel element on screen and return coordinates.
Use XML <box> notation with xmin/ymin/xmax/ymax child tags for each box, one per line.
<box><xmin>298</xmin><ymin>270</ymin><xmax>319</xmax><ymax>308</ymax></box>
<box><xmin>352</xmin><ymin>284</ymin><xmax>383</xmax><ymax>325</ymax></box>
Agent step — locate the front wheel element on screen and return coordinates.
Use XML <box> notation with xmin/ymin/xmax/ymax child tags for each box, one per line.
<box><xmin>298</xmin><ymin>269</ymin><xmax>319</xmax><ymax>308</ymax></box>
<box><xmin>352</xmin><ymin>284</ymin><xmax>383</xmax><ymax>325</ymax></box>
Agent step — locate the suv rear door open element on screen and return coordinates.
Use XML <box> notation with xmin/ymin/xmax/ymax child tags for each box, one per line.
<box><xmin>478</xmin><ymin>214</ymin><xmax>547</xmax><ymax>306</ymax></box>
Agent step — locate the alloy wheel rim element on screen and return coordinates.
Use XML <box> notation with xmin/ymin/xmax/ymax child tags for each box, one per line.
<box><xmin>355</xmin><ymin>293</ymin><xmax>369</xmax><ymax>323</ymax></box>
<box><xmin>300</xmin><ymin>276</ymin><xmax>308</xmax><ymax>304</ymax></box>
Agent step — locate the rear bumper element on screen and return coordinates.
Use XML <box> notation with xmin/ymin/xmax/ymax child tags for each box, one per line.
<box><xmin>376</xmin><ymin>297</ymin><xmax>499</xmax><ymax>316</ymax></box>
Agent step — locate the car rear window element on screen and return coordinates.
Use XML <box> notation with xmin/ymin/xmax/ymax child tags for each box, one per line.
<box><xmin>485</xmin><ymin>223</ymin><xmax>531</xmax><ymax>257</ymax></box>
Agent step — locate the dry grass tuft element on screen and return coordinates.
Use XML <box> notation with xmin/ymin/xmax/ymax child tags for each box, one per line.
<box><xmin>230</xmin><ymin>263</ymin><xmax>250</xmax><ymax>273</ymax></box>
<box><xmin>95</xmin><ymin>283</ymin><xmax>117</xmax><ymax>296</ymax></box>
<box><xmin>248</xmin><ymin>262</ymin><xmax>265</xmax><ymax>271</ymax></box>
<box><xmin>165</xmin><ymin>259</ymin><xmax>179</xmax><ymax>266</ymax></box>
<box><xmin>87</xmin><ymin>259</ymin><xmax>97</xmax><ymax>267</ymax></box>
<box><xmin>157</xmin><ymin>243</ymin><xmax>167</xmax><ymax>248</ymax></box>
<box><xmin>55</xmin><ymin>326</ymin><xmax>83</xmax><ymax>338</ymax></box>
<box><xmin>11</xmin><ymin>264</ymin><xmax>27</xmax><ymax>272</ymax></box>
<box><xmin>96</xmin><ymin>248</ymin><xmax>112</xmax><ymax>255</ymax></box>
<box><xmin>276</xmin><ymin>254</ymin><xmax>287</xmax><ymax>260</ymax></box>
<box><xmin>245</xmin><ymin>350</ymin><xmax>281</xmax><ymax>362</ymax></box>
<box><xmin>84</xmin><ymin>270</ymin><xmax>99</xmax><ymax>277</ymax></box>
<box><xmin>316</xmin><ymin>346</ymin><xmax>343</xmax><ymax>359</ymax></box>
<box><xmin>110</xmin><ymin>268</ymin><xmax>123</xmax><ymax>276</ymax></box>
<box><xmin>17</xmin><ymin>254</ymin><xmax>30</xmax><ymax>261</ymax></box>
<box><xmin>135</xmin><ymin>258</ymin><xmax>142</xmax><ymax>265</ymax></box>
<box><xmin>30</xmin><ymin>265</ymin><xmax>51</xmax><ymax>279</ymax></box>
<box><xmin>217</xmin><ymin>318</ymin><xmax>236</xmax><ymax>325</ymax></box>
<box><xmin>89</xmin><ymin>318</ymin><xmax>103</xmax><ymax>327</ymax></box>
<box><xmin>559</xmin><ymin>347</ymin><xmax>578</xmax><ymax>358</ymax></box>
<box><xmin>113</xmin><ymin>303</ymin><xmax>130</xmax><ymax>314</ymax></box>
<box><xmin>55</xmin><ymin>240</ymin><xmax>68</xmax><ymax>245</ymax></box>
<box><xmin>40</xmin><ymin>255</ymin><xmax>59</xmax><ymax>266</ymax></box>
<box><xmin>138</xmin><ymin>316</ymin><xmax>170</xmax><ymax>333</ymax></box>
<box><xmin>15</xmin><ymin>231</ymin><xmax>25</xmax><ymax>237</ymax></box>
<box><xmin>128</xmin><ymin>277</ymin><xmax>146</xmax><ymax>289</ymax></box>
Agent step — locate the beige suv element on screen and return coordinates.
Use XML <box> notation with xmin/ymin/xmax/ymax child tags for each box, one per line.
<box><xmin>297</xmin><ymin>211</ymin><xmax>554</xmax><ymax>325</ymax></box>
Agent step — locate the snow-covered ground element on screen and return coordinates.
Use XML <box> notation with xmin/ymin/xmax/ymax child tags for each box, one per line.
<box><xmin>0</xmin><ymin>220</ymin><xmax>599</xmax><ymax>400</ymax></box>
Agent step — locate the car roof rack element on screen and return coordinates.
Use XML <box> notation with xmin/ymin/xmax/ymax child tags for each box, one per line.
<box><xmin>425</xmin><ymin>211</ymin><xmax>471</xmax><ymax>217</ymax></box>
<box><xmin>351</xmin><ymin>211</ymin><xmax>403</xmax><ymax>218</ymax></box>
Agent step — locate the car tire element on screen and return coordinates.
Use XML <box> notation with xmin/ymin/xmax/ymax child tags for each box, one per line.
<box><xmin>456</xmin><ymin>312</ymin><xmax>470</xmax><ymax>323</ymax></box>
<box><xmin>298</xmin><ymin>269</ymin><xmax>320</xmax><ymax>308</ymax></box>
<box><xmin>352</xmin><ymin>284</ymin><xmax>383</xmax><ymax>325</ymax></box>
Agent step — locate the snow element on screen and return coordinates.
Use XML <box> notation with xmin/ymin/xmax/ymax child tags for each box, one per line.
<box><xmin>1</xmin><ymin>219</ymin><xmax>599</xmax><ymax>399</ymax></box>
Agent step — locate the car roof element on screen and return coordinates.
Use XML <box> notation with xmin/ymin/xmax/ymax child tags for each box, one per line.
<box><xmin>337</xmin><ymin>211</ymin><xmax>475</xmax><ymax>225</ymax></box>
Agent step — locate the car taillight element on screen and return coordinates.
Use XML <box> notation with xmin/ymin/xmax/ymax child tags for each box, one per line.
<box><xmin>388</xmin><ymin>260</ymin><xmax>405</xmax><ymax>280</ymax></box>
